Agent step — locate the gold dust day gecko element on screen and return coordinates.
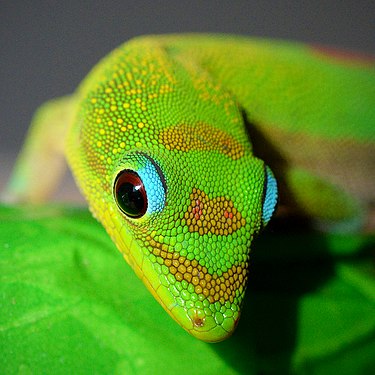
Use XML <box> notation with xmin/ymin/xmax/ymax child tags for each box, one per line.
<box><xmin>5</xmin><ymin>34</ymin><xmax>375</xmax><ymax>342</ymax></box>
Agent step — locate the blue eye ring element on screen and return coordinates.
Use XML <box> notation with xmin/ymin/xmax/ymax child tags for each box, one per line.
<box><xmin>262</xmin><ymin>165</ymin><xmax>278</xmax><ymax>226</ymax></box>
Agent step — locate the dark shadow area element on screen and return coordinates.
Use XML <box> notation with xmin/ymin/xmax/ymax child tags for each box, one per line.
<box><xmin>212</xmin><ymin>229</ymin><xmax>332</xmax><ymax>374</ymax></box>
<box><xmin>212</xmin><ymin>227</ymin><xmax>374</xmax><ymax>374</ymax></box>
<box><xmin>241</xmin><ymin>108</ymin><xmax>312</xmax><ymax>222</ymax></box>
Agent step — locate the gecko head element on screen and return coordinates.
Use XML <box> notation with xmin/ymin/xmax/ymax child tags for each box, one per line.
<box><xmin>69</xmin><ymin>90</ymin><xmax>278</xmax><ymax>342</ymax></box>
<box><xmin>69</xmin><ymin>40</ymin><xmax>278</xmax><ymax>341</ymax></box>
<box><xmin>104</xmin><ymin>146</ymin><xmax>277</xmax><ymax>342</ymax></box>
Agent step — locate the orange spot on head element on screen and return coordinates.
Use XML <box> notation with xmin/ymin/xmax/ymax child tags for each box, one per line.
<box><xmin>185</xmin><ymin>188</ymin><xmax>245</xmax><ymax>235</ymax></box>
<box><xmin>158</xmin><ymin>123</ymin><xmax>245</xmax><ymax>160</ymax></box>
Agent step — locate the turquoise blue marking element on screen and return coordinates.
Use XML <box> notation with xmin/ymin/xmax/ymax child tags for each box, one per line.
<box><xmin>262</xmin><ymin>166</ymin><xmax>278</xmax><ymax>225</ymax></box>
<box><xmin>137</xmin><ymin>159</ymin><xmax>166</xmax><ymax>215</ymax></box>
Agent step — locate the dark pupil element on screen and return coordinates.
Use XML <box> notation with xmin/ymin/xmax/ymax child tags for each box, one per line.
<box><xmin>115</xmin><ymin>171</ymin><xmax>147</xmax><ymax>218</ymax></box>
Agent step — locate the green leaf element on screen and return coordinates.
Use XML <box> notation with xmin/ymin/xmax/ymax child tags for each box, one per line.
<box><xmin>1</xmin><ymin>204</ymin><xmax>374</xmax><ymax>374</ymax></box>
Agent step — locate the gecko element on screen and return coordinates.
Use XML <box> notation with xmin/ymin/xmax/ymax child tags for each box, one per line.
<box><xmin>4</xmin><ymin>34</ymin><xmax>375</xmax><ymax>342</ymax></box>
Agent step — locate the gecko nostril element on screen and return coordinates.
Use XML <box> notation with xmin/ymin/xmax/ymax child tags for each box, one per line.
<box><xmin>193</xmin><ymin>316</ymin><xmax>205</xmax><ymax>328</ymax></box>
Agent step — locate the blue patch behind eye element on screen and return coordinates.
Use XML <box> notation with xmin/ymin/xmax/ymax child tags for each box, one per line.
<box><xmin>137</xmin><ymin>159</ymin><xmax>166</xmax><ymax>215</ymax></box>
<box><xmin>262</xmin><ymin>166</ymin><xmax>278</xmax><ymax>225</ymax></box>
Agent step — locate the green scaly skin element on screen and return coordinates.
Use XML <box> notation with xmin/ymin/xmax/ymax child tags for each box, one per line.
<box><xmin>5</xmin><ymin>34</ymin><xmax>375</xmax><ymax>342</ymax></box>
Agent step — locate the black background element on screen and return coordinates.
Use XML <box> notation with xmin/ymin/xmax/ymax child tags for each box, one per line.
<box><xmin>1</xmin><ymin>1</ymin><xmax>374</xmax><ymax>170</ymax></box>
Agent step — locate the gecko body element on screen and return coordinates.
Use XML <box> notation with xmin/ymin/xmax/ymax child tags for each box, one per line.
<box><xmin>6</xmin><ymin>35</ymin><xmax>375</xmax><ymax>342</ymax></box>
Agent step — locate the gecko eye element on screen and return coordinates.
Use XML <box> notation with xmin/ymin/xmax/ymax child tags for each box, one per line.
<box><xmin>113</xmin><ymin>153</ymin><xmax>166</xmax><ymax>220</ymax></box>
<box><xmin>114</xmin><ymin>170</ymin><xmax>147</xmax><ymax>218</ymax></box>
